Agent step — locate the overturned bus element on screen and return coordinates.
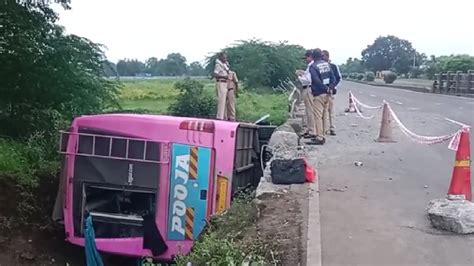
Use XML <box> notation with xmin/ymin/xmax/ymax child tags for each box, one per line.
<box><xmin>53</xmin><ymin>114</ymin><xmax>265</xmax><ymax>260</ymax></box>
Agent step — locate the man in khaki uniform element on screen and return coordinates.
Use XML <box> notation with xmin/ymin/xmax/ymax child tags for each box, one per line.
<box><xmin>225</xmin><ymin>70</ymin><xmax>238</xmax><ymax>121</ymax></box>
<box><xmin>308</xmin><ymin>49</ymin><xmax>336</xmax><ymax>145</ymax></box>
<box><xmin>213</xmin><ymin>52</ymin><xmax>230</xmax><ymax>120</ymax></box>
<box><xmin>297</xmin><ymin>50</ymin><xmax>316</xmax><ymax>139</ymax></box>
<box><xmin>322</xmin><ymin>50</ymin><xmax>341</xmax><ymax>136</ymax></box>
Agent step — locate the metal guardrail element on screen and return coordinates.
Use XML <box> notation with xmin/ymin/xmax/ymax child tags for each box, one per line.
<box><xmin>433</xmin><ymin>70</ymin><xmax>474</xmax><ymax>95</ymax></box>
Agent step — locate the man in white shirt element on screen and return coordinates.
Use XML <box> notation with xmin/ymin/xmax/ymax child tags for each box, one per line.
<box><xmin>213</xmin><ymin>52</ymin><xmax>230</xmax><ymax>120</ymax></box>
<box><xmin>296</xmin><ymin>50</ymin><xmax>316</xmax><ymax>139</ymax></box>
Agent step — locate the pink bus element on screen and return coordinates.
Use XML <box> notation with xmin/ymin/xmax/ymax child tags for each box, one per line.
<box><xmin>55</xmin><ymin>114</ymin><xmax>265</xmax><ymax>260</ymax></box>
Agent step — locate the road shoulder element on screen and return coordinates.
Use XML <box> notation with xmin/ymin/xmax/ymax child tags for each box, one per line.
<box><xmin>305</xmin><ymin>153</ymin><xmax>322</xmax><ymax>266</ymax></box>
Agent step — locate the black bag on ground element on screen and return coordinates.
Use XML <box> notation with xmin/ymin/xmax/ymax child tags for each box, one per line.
<box><xmin>270</xmin><ymin>159</ymin><xmax>305</xmax><ymax>184</ymax></box>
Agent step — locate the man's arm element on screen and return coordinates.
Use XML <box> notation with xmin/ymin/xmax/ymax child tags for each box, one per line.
<box><xmin>298</xmin><ymin>70</ymin><xmax>311</xmax><ymax>86</ymax></box>
<box><xmin>333</xmin><ymin>64</ymin><xmax>342</xmax><ymax>86</ymax></box>
<box><xmin>328</xmin><ymin>68</ymin><xmax>336</xmax><ymax>90</ymax></box>
<box><xmin>233</xmin><ymin>72</ymin><xmax>239</xmax><ymax>94</ymax></box>
<box><xmin>213</xmin><ymin>61</ymin><xmax>228</xmax><ymax>79</ymax></box>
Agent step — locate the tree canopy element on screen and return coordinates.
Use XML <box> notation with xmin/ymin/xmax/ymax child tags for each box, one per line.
<box><xmin>339</xmin><ymin>57</ymin><xmax>365</xmax><ymax>74</ymax></box>
<box><xmin>361</xmin><ymin>35</ymin><xmax>421</xmax><ymax>74</ymax></box>
<box><xmin>0</xmin><ymin>2</ymin><xmax>121</xmax><ymax>137</ymax></box>
<box><xmin>206</xmin><ymin>40</ymin><xmax>306</xmax><ymax>88</ymax></box>
<box><xmin>115</xmin><ymin>53</ymin><xmax>205</xmax><ymax>77</ymax></box>
<box><xmin>424</xmin><ymin>54</ymin><xmax>474</xmax><ymax>79</ymax></box>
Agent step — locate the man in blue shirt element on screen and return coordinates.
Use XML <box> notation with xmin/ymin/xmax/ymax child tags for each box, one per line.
<box><xmin>308</xmin><ymin>49</ymin><xmax>336</xmax><ymax>145</ymax></box>
<box><xmin>322</xmin><ymin>50</ymin><xmax>341</xmax><ymax>136</ymax></box>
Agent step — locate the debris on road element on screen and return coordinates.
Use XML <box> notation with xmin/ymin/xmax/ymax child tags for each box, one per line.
<box><xmin>256</xmin><ymin>177</ymin><xmax>289</xmax><ymax>199</ymax></box>
<box><xmin>354</xmin><ymin>161</ymin><xmax>363</xmax><ymax>167</ymax></box>
<box><xmin>427</xmin><ymin>195</ymin><xmax>474</xmax><ymax>234</ymax></box>
<box><xmin>326</xmin><ymin>187</ymin><xmax>346</xmax><ymax>192</ymax></box>
<box><xmin>424</xmin><ymin>185</ymin><xmax>429</xmax><ymax>189</ymax></box>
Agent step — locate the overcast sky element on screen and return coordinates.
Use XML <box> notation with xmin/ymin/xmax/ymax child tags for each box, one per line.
<box><xmin>53</xmin><ymin>0</ymin><xmax>474</xmax><ymax>65</ymax></box>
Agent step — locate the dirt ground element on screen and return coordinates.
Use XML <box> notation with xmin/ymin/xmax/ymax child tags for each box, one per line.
<box><xmin>0</xmin><ymin>176</ymin><xmax>85</xmax><ymax>266</ymax></box>
<box><xmin>255</xmin><ymin>184</ymin><xmax>309</xmax><ymax>265</ymax></box>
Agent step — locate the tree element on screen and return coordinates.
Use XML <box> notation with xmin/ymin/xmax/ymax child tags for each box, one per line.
<box><xmin>160</xmin><ymin>53</ymin><xmax>187</xmax><ymax>76</ymax></box>
<box><xmin>116</xmin><ymin>59</ymin><xmax>146</xmax><ymax>76</ymax></box>
<box><xmin>0</xmin><ymin>2</ymin><xmax>120</xmax><ymax>137</ymax></box>
<box><xmin>339</xmin><ymin>57</ymin><xmax>365</xmax><ymax>74</ymax></box>
<box><xmin>145</xmin><ymin>57</ymin><xmax>160</xmax><ymax>76</ymax></box>
<box><xmin>361</xmin><ymin>35</ymin><xmax>419</xmax><ymax>74</ymax></box>
<box><xmin>102</xmin><ymin>60</ymin><xmax>118</xmax><ymax>77</ymax></box>
<box><xmin>116</xmin><ymin>59</ymin><xmax>130</xmax><ymax>76</ymax></box>
<box><xmin>441</xmin><ymin>55</ymin><xmax>474</xmax><ymax>72</ymax></box>
<box><xmin>206</xmin><ymin>39</ymin><xmax>305</xmax><ymax>88</ymax></box>
<box><xmin>423</xmin><ymin>54</ymin><xmax>474</xmax><ymax>79</ymax></box>
<box><xmin>187</xmin><ymin>61</ymin><xmax>206</xmax><ymax>76</ymax></box>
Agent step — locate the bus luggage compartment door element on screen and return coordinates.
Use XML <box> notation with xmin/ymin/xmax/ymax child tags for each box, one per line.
<box><xmin>167</xmin><ymin>144</ymin><xmax>211</xmax><ymax>241</ymax></box>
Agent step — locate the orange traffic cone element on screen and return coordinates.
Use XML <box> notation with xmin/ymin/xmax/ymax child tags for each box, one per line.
<box><xmin>345</xmin><ymin>92</ymin><xmax>357</xmax><ymax>113</ymax></box>
<box><xmin>448</xmin><ymin>129</ymin><xmax>471</xmax><ymax>201</ymax></box>
<box><xmin>376</xmin><ymin>102</ymin><xmax>396</xmax><ymax>142</ymax></box>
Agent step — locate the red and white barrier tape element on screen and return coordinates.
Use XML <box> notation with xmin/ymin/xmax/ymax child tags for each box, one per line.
<box><xmin>350</xmin><ymin>92</ymin><xmax>383</xmax><ymax>110</ymax></box>
<box><xmin>352</xmin><ymin>98</ymin><xmax>376</xmax><ymax>120</ymax></box>
<box><xmin>348</xmin><ymin>92</ymin><xmax>470</xmax><ymax>149</ymax></box>
<box><xmin>386</xmin><ymin>103</ymin><xmax>468</xmax><ymax>149</ymax></box>
<box><xmin>349</xmin><ymin>92</ymin><xmax>378</xmax><ymax>119</ymax></box>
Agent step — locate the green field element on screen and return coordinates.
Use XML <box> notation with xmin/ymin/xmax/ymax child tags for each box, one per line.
<box><xmin>118</xmin><ymin>77</ymin><xmax>288</xmax><ymax>125</ymax></box>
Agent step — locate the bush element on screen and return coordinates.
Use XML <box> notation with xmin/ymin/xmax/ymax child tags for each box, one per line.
<box><xmin>383</xmin><ymin>72</ymin><xmax>397</xmax><ymax>84</ymax></box>
<box><xmin>168</xmin><ymin>78</ymin><xmax>217</xmax><ymax>118</ymax></box>
<box><xmin>341</xmin><ymin>73</ymin><xmax>348</xmax><ymax>79</ymax></box>
<box><xmin>348</xmin><ymin>73</ymin><xmax>358</xmax><ymax>79</ymax></box>
<box><xmin>357</xmin><ymin>73</ymin><xmax>364</xmax><ymax>80</ymax></box>
<box><xmin>365</xmin><ymin>72</ymin><xmax>375</xmax><ymax>81</ymax></box>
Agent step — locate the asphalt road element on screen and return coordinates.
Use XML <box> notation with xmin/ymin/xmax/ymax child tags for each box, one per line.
<box><xmin>311</xmin><ymin>81</ymin><xmax>474</xmax><ymax>266</ymax></box>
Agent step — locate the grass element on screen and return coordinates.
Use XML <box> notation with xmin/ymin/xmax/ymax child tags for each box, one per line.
<box><xmin>0</xmin><ymin>133</ymin><xmax>59</xmax><ymax>187</ymax></box>
<box><xmin>118</xmin><ymin>77</ymin><xmax>287</xmax><ymax>125</ymax></box>
<box><xmin>0</xmin><ymin>134</ymin><xmax>60</xmax><ymax>225</ymax></box>
<box><xmin>175</xmin><ymin>195</ymin><xmax>272</xmax><ymax>265</ymax></box>
<box><xmin>0</xmin><ymin>138</ymin><xmax>33</xmax><ymax>181</ymax></box>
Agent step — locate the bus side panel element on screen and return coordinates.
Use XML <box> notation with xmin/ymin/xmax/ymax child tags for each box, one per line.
<box><xmin>167</xmin><ymin>144</ymin><xmax>211</xmax><ymax>241</ymax></box>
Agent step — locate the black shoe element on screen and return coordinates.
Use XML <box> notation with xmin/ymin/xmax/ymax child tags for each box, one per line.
<box><xmin>325</xmin><ymin>129</ymin><xmax>336</xmax><ymax>136</ymax></box>
<box><xmin>304</xmin><ymin>134</ymin><xmax>316</xmax><ymax>139</ymax></box>
<box><xmin>307</xmin><ymin>138</ymin><xmax>325</xmax><ymax>145</ymax></box>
